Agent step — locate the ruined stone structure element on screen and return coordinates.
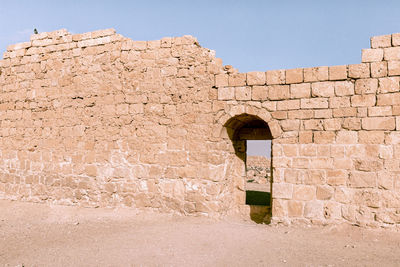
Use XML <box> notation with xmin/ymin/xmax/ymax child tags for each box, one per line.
<box><xmin>1</xmin><ymin>28</ymin><xmax>400</xmax><ymax>227</ymax></box>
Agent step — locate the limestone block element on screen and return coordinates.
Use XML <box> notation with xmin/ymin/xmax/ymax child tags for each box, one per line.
<box><xmin>282</xmin><ymin>144</ymin><xmax>298</xmax><ymax>157</ymax></box>
<box><xmin>287</xmin><ymin>200</ymin><xmax>304</xmax><ymax>217</ymax></box>
<box><xmin>311</xmin><ymin>82</ymin><xmax>335</xmax><ymax>97</ymax></box>
<box><xmin>323</xmin><ymin>202</ymin><xmax>342</xmax><ymax>220</ymax></box>
<box><xmin>217</xmin><ymin>87</ymin><xmax>235</xmax><ymax>100</ymax></box>
<box><xmin>271</xmin><ymin>198</ymin><xmax>287</xmax><ymax>217</ymax></box>
<box><xmin>381</xmin><ymin>191</ymin><xmax>400</xmax><ymax>208</ymax></box>
<box><xmin>378</xmin><ymin>77</ymin><xmax>399</xmax><ymax>93</ymax></box>
<box><xmin>304</xmin><ymin>201</ymin><xmax>323</xmax><ymax>219</ymax></box>
<box><xmin>288</xmin><ymin>110</ymin><xmax>313</xmax><ymax>119</ymax></box>
<box><xmin>361</xmin><ymin>117</ymin><xmax>395</xmax><ymax>130</ymax></box>
<box><xmin>273</xmin><ymin>183</ymin><xmax>293</xmax><ymax>199</ymax></box>
<box><xmin>131</xmin><ymin>41</ymin><xmax>147</xmax><ymax>51</ymax></box>
<box><xmin>368</xmin><ymin>106</ymin><xmax>392</xmax><ymax>117</ymax></box>
<box><xmin>388</xmin><ymin>60</ymin><xmax>400</xmax><ymax>75</ymax></box>
<box><xmin>334</xmin><ymin>187</ymin><xmax>353</xmax><ymax>204</ymax></box>
<box><xmin>361</xmin><ymin>48</ymin><xmax>384</xmax><ymax>62</ymax></box>
<box><xmin>246</xmin><ymin>71</ymin><xmax>265</xmax><ymax>85</ymax></box>
<box><xmin>147</xmin><ymin>40</ymin><xmax>161</xmax><ymax>50</ymax></box>
<box><xmin>300</xmin><ymin>98</ymin><xmax>328</xmax><ymax>109</ymax></box>
<box><xmin>228</xmin><ymin>73</ymin><xmax>246</xmax><ymax>86</ymax></box>
<box><xmin>299</xmin><ymin>131</ymin><xmax>313</xmax><ymax>143</ymax></box>
<box><xmin>329</xmin><ymin>97</ymin><xmax>350</xmax><ymax>109</ymax></box>
<box><xmin>383</xmin><ymin>47</ymin><xmax>400</xmax><ymax>61</ymax></box>
<box><xmin>32</xmin><ymin>38</ymin><xmax>53</xmax><ymax>47</ymax></box>
<box><xmin>266</xmin><ymin>69</ymin><xmax>285</xmax><ymax>85</ymax></box>
<box><xmin>298</xmin><ymin>144</ymin><xmax>316</xmax><ymax>157</ymax></box>
<box><xmin>251</xmin><ymin>86</ymin><xmax>268</xmax><ymax>100</ymax></box>
<box><xmin>393</xmin><ymin>106</ymin><xmax>400</xmax><ymax>115</ymax></box>
<box><xmin>334</xmin><ymin>81</ymin><xmax>354</xmax><ymax>96</ymax></box>
<box><xmin>376</xmin><ymin>211</ymin><xmax>400</xmax><ymax>224</ymax></box>
<box><xmin>304</xmin><ymin>66</ymin><xmax>328</xmax><ymax>82</ymax></box>
<box><xmin>316</xmin><ymin>185</ymin><xmax>334</xmax><ymax>200</ymax></box>
<box><xmin>30</xmin><ymin>31</ymin><xmax>49</xmax><ymax>41</ymax></box>
<box><xmin>293</xmin><ymin>185</ymin><xmax>315</xmax><ymax>201</ymax></box>
<box><xmin>378</xmin><ymin>145</ymin><xmax>393</xmax><ymax>159</ymax></box>
<box><xmin>354</xmin><ymin>190</ymin><xmax>381</xmax><ymax>208</ymax></box>
<box><xmin>392</xmin><ymin>33</ymin><xmax>400</xmax><ymax>46</ymax></box>
<box><xmin>289</xmin><ymin>83</ymin><xmax>310</xmax><ymax>99</ymax></box>
<box><xmin>303</xmin><ymin>119</ymin><xmax>324</xmax><ymax>130</ymax></box>
<box><xmin>348</xmin><ymin>64</ymin><xmax>370</xmax><ymax>78</ymax></box>
<box><xmin>376</xmin><ymin>92</ymin><xmax>400</xmax><ymax>106</ymax></box>
<box><xmin>323</xmin><ymin>118</ymin><xmax>341</xmax><ymax>130</ymax></box>
<box><xmin>285</xmin><ymin>68</ymin><xmax>303</xmax><ymax>84</ymax></box>
<box><xmin>268</xmin><ymin>85</ymin><xmax>289</xmax><ymax>100</ymax></box>
<box><xmin>275</xmin><ymin>100</ymin><xmax>300</xmax><ymax>112</ymax></box>
<box><xmin>354</xmin><ymin>78</ymin><xmax>378</xmax><ymax>94</ymax></box>
<box><xmin>313</xmin><ymin>131</ymin><xmax>335</xmax><ymax>144</ymax></box>
<box><xmin>348</xmin><ymin>171</ymin><xmax>376</xmax><ymax>188</ymax></box>
<box><xmin>336</xmin><ymin>131</ymin><xmax>358</xmax><ymax>144</ymax></box>
<box><xmin>235</xmin><ymin>87</ymin><xmax>251</xmax><ymax>100</ymax></box>
<box><xmin>333</xmin><ymin>158</ymin><xmax>352</xmax><ymax>170</ymax></box>
<box><xmin>371</xmin><ymin>34</ymin><xmax>392</xmax><ymax>48</ymax></box>
<box><xmin>91</xmin><ymin>28</ymin><xmax>116</xmax><ymax>38</ymax></box>
<box><xmin>327</xmin><ymin>170</ymin><xmax>348</xmax><ymax>186</ymax></box>
<box><xmin>215</xmin><ymin>74</ymin><xmax>228</xmax><ymax>87</ymax></box>
<box><xmin>350</xmin><ymin>95</ymin><xmax>376</xmax><ymax>107</ymax></box>
<box><xmin>272</xmin><ymin>111</ymin><xmax>287</xmax><ymax>120</ymax></box>
<box><xmin>314</xmin><ymin>109</ymin><xmax>332</xmax><ymax>119</ymax></box>
<box><xmin>354</xmin><ymin>159</ymin><xmax>383</xmax><ymax>172</ymax></box>
<box><xmin>397</xmin><ymin>116</ymin><xmax>400</xmax><ymax>131</ymax></box>
<box><xmin>371</xmin><ymin>61</ymin><xmax>388</xmax><ymax>78</ymax></box>
<box><xmin>280</xmin><ymin>119</ymin><xmax>300</xmax><ymax>131</ymax></box>
<box><xmin>341</xmin><ymin>205</ymin><xmax>357</xmax><ymax>222</ymax></box>
<box><xmin>329</xmin><ymin>65</ymin><xmax>347</xmax><ymax>80</ymax></box>
<box><xmin>7</xmin><ymin>42</ymin><xmax>31</xmax><ymax>52</ymax></box>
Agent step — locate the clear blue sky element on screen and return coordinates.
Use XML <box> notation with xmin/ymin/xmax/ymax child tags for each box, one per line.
<box><xmin>1</xmin><ymin>0</ymin><xmax>400</xmax><ymax>72</ymax></box>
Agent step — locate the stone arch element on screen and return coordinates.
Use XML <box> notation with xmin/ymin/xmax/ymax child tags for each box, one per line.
<box><xmin>224</xmin><ymin>113</ymin><xmax>273</xmax><ymax>160</ymax></box>
<box><xmin>218</xmin><ymin>105</ymin><xmax>282</xmax><ymax>140</ymax></box>
<box><xmin>222</xmin><ymin>111</ymin><xmax>276</xmax><ymax>223</ymax></box>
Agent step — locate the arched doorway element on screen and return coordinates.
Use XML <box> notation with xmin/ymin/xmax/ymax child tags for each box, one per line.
<box><xmin>224</xmin><ymin>113</ymin><xmax>272</xmax><ymax>223</ymax></box>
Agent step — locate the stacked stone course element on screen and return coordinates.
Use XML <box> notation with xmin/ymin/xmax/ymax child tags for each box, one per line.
<box><xmin>1</xmin><ymin>29</ymin><xmax>400</xmax><ymax>227</ymax></box>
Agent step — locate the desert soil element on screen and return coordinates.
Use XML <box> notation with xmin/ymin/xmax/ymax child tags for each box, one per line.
<box><xmin>0</xmin><ymin>200</ymin><xmax>399</xmax><ymax>267</ymax></box>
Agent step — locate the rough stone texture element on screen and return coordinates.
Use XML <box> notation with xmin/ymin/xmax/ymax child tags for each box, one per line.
<box><xmin>1</xmin><ymin>29</ymin><xmax>400</xmax><ymax>228</ymax></box>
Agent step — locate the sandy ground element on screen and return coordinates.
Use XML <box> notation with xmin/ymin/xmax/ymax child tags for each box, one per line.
<box><xmin>0</xmin><ymin>200</ymin><xmax>400</xmax><ymax>266</ymax></box>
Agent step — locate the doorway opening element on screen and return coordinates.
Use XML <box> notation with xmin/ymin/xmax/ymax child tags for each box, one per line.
<box><xmin>224</xmin><ymin>114</ymin><xmax>273</xmax><ymax>223</ymax></box>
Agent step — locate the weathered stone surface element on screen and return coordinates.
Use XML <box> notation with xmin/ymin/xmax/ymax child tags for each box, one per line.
<box><xmin>251</xmin><ymin>86</ymin><xmax>268</xmax><ymax>100</ymax></box>
<box><xmin>371</xmin><ymin>34</ymin><xmax>391</xmax><ymax>48</ymax></box>
<box><xmin>348</xmin><ymin>64</ymin><xmax>370</xmax><ymax>79</ymax></box>
<box><xmin>371</xmin><ymin>61</ymin><xmax>388</xmax><ymax>78</ymax></box>
<box><xmin>246</xmin><ymin>71</ymin><xmax>266</xmax><ymax>86</ymax></box>
<box><xmin>286</xmin><ymin>68</ymin><xmax>303</xmax><ymax>84</ymax></box>
<box><xmin>354</xmin><ymin>79</ymin><xmax>378</xmax><ymax>94</ymax></box>
<box><xmin>329</xmin><ymin>65</ymin><xmax>347</xmax><ymax>80</ymax></box>
<box><xmin>1</xmin><ymin>29</ymin><xmax>400</xmax><ymax>228</ymax></box>
<box><xmin>290</xmin><ymin>83</ymin><xmax>310</xmax><ymax>98</ymax></box>
<box><xmin>268</xmin><ymin>85</ymin><xmax>290</xmax><ymax>100</ymax></box>
<box><xmin>361</xmin><ymin>49</ymin><xmax>383</xmax><ymax>62</ymax></box>
<box><xmin>304</xmin><ymin>66</ymin><xmax>328</xmax><ymax>82</ymax></box>
<box><xmin>361</xmin><ymin>117</ymin><xmax>395</xmax><ymax>130</ymax></box>
<box><xmin>312</xmin><ymin>82</ymin><xmax>335</xmax><ymax>97</ymax></box>
<box><xmin>266</xmin><ymin>70</ymin><xmax>285</xmax><ymax>85</ymax></box>
<box><xmin>384</xmin><ymin>47</ymin><xmax>400</xmax><ymax>61</ymax></box>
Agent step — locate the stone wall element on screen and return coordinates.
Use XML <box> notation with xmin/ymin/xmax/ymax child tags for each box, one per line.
<box><xmin>1</xmin><ymin>28</ymin><xmax>400</xmax><ymax>227</ymax></box>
